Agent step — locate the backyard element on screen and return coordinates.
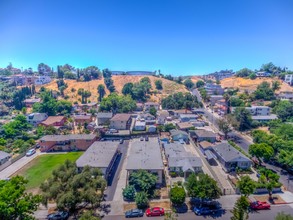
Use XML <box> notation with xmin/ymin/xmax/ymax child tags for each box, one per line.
<box><xmin>14</xmin><ymin>152</ymin><xmax>83</xmax><ymax>190</ymax></box>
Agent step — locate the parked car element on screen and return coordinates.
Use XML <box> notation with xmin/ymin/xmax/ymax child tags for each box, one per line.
<box><xmin>125</xmin><ymin>209</ymin><xmax>144</xmax><ymax>218</ymax></box>
<box><xmin>146</xmin><ymin>207</ymin><xmax>165</xmax><ymax>217</ymax></box>
<box><xmin>193</xmin><ymin>203</ymin><xmax>222</xmax><ymax>216</ymax></box>
<box><xmin>109</xmin><ymin>129</ymin><xmax>118</xmax><ymax>133</ymax></box>
<box><xmin>140</xmin><ymin>136</ymin><xmax>144</xmax><ymax>141</ymax></box>
<box><xmin>178</xmin><ymin>139</ymin><xmax>185</xmax><ymax>144</ymax></box>
<box><xmin>250</xmin><ymin>201</ymin><xmax>271</xmax><ymax>210</ymax></box>
<box><xmin>173</xmin><ymin>204</ymin><xmax>188</xmax><ymax>213</ymax></box>
<box><xmin>120</xmin><ymin>139</ymin><xmax>124</xmax><ymax>144</ymax></box>
<box><xmin>26</xmin><ymin>149</ymin><xmax>36</xmax><ymax>157</ymax></box>
<box><xmin>47</xmin><ymin>211</ymin><xmax>69</xmax><ymax>220</ymax></box>
<box><xmin>145</xmin><ymin>135</ymin><xmax>149</xmax><ymax>141</ymax></box>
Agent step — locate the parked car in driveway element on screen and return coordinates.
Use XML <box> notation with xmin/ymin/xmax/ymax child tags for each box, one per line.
<box><xmin>26</xmin><ymin>149</ymin><xmax>36</xmax><ymax>156</ymax></box>
<box><xmin>125</xmin><ymin>209</ymin><xmax>144</xmax><ymax>218</ymax></box>
<box><xmin>250</xmin><ymin>201</ymin><xmax>270</xmax><ymax>210</ymax></box>
<box><xmin>47</xmin><ymin>211</ymin><xmax>69</xmax><ymax>220</ymax></box>
<box><xmin>146</xmin><ymin>207</ymin><xmax>165</xmax><ymax>217</ymax></box>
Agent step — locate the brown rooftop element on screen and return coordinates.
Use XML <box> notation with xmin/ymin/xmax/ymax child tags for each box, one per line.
<box><xmin>177</xmin><ymin>122</ymin><xmax>194</xmax><ymax>129</ymax></box>
<box><xmin>174</xmin><ymin>109</ymin><xmax>192</xmax><ymax>114</ymax></box>
<box><xmin>73</xmin><ymin>115</ymin><xmax>92</xmax><ymax>120</ymax></box>
<box><xmin>199</xmin><ymin>141</ymin><xmax>213</xmax><ymax>149</ymax></box>
<box><xmin>41</xmin><ymin>116</ymin><xmax>65</xmax><ymax>126</ymax></box>
<box><xmin>110</xmin><ymin>114</ymin><xmax>131</xmax><ymax>122</ymax></box>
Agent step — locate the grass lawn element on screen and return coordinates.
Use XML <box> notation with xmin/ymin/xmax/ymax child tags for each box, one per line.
<box><xmin>15</xmin><ymin>152</ymin><xmax>83</xmax><ymax>189</ymax></box>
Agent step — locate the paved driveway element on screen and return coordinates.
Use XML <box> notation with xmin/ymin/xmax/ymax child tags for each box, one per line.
<box><xmin>0</xmin><ymin>150</ymin><xmax>41</xmax><ymax>180</ymax></box>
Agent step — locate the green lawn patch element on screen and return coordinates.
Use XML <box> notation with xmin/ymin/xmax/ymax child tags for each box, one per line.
<box><xmin>16</xmin><ymin>152</ymin><xmax>83</xmax><ymax>189</ymax></box>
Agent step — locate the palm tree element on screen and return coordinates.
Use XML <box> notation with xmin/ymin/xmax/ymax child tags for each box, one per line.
<box><xmin>97</xmin><ymin>84</ymin><xmax>106</xmax><ymax>102</ymax></box>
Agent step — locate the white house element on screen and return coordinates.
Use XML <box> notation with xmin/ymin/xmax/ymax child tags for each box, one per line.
<box><xmin>34</xmin><ymin>76</ymin><xmax>52</xmax><ymax>85</ymax></box>
<box><xmin>133</xmin><ymin>120</ymin><xmax>146</xmax><ymax>131</ymax></box>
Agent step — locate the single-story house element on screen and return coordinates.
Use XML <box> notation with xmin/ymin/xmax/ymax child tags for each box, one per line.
<box><xmin>191</xmin><ymin>108</ymin><xmax>205</xmax><ymax>115</ymax></box>
<box><xmin>40</xmin><ymin>116</ymin><xmax>66</xmax><ymax>127</ymax></box>
<box><xmin>139</xmin><ymin>113</ymin><xmax>156</xmax><ymax>124</ymax></box>
<box><xmin>198</xmin><ymin>141</ymin><xmax>213</xmax><ymax>154</ymax></box>
<box><xmin>23</xmin><ymin>98</ymin><xmax>41</xmax><ymax>108</ymax></box>
<box><xmin>210</xmin><ymin>95</ymin><xmax>224</xmax><ymax>105</ymax></box>
<box><xmin>73</xmin><ymin>114</ymin><xmax>92</xmax><ymax>126</ymax></box>
<box><xmin>26</xmin><ymin>113</ymin><xmax>48</xmax><ymax>126</ymax></box>
<box><xmin>110</xmin><ymin>114</ymin><xmax>132</xmax><ymax>130</ymax></box>
<box><xmin>160</xmin><ymin>132</ymin><xmax>170</xmax><ymax>143</ymax></box>
<box><xmin>176</xmin><ymin>122</ymin><xmax>194</xmax><ymax>131</ymax></box>
<box><xmin>170</xmin><ymin>129</ymin><xmax>189</xmax><ymax>142</ymax></box>
<box><xmin>157</xmin><ymin>110</ymin><xmax>169</xmax><ymax>125</ymax></box>
<box><xmin>39</xmin><ymin>134</ymin><xmax>97</xmax><ymax>152</ymax></box>
<box><xmin>164</xmin><ymin>142</ymin><xmax>203</xmax><ymax>178</ymax></box>
<box><xmin>126</xmin><ymin>138</ymin><xmax>164</xmax><ymax>184</ymax></box>
<box><xmin>173</xmin><ymin>109</ymin><xmax>193</xmax><ymax>118</ymax></box>
<box><xmin>191</xmin><ymin>121</ymin><xmax>206</xmax><ymax>127</ymax></box>
<box><xmin>212</xmin><ymin>142</ymin><xmax>252</xmax><ymax>172</ymax></box>
<box><xmin>144</xmin><ymin>102</ymin><xmax>160</xmax><ymax>111</ymax></box>
<box><xmin>192</xmin><ymin>130</ymin><xmax>217</xmax><ymax>143</ymax></box>
<box><xmin>76</xmin><ymin>141</ymin><xmax>120</xmax><ymax>181</ymax></box>
<box><xmin>179</xmin><ymin>114</ymin><xmax>198</xmax><ymax>122</ymax></box>
<box><xmin>96</xmin><ymin>112</ymin><xmax>113</xmax><ymax>125</ymax></box>
<box><xmin>0</xmin><ymin>151</ymin><xmax>11</xmax><ymax>166</ymax></box>
<box><xmin>133</xmin><ymin>120</ymin><xmax>146</xmax><ymax>131</ymax></box>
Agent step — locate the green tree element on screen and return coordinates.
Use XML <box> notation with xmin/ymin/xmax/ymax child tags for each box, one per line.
<box><xmin>230</xmin><ymin>196</ymin><xmax>250</xmax><ymax>220</ymax></box>
<box><xmin>135</xmin><ymin>191</ymin><xmax>149</xmax><ymax>209</ymax></box>
<box><xmin>272</xmin><ymin>81</ymin><xmax>281</xmax><ymax>91</ymax></box>
<box><xmin>149</xmin><ymin>107</ymin><xmax>157</xmax><ymax>117</ymax></box>
<box><xmin>122</xmin><ymin>185</ymin><xmax>136</xmax><ymax>201</ymax></box>
<box><xmin>129</xmin><ymin>170</ymin><xmax>157</xmax><ymax>194</ymax></box>
<box><xmin>249</xmin><ymin>143</ymin><xmax>274</xmax><ymax>164</ymax></box>
<box><xmin>232</xmin><ymin>108</ymin><xmax>252</xmax><ymax>131</ymax></box>
<box><xmin>78</xmin><ymin>211</ymin><xmax>101</xmax><ymax>220</ymax></box>
<box><xmin>184</xmin><ymin>79</ymin><xmax>194</xmax><ymax>89</ymax></box>
<box><xmin>185</xmin><ymin>173</ymin><xmax>221</xmax><ymax>200</ymax></box>
<box><xmin>97</xmin><ymin>84</ymin><xmax>106</xmax><ymax>102</ymax></box>
<box><xmin>99</xmin><ymin>93</ymin><xmax>136</xmax><ymax>113</ymax></box>
<box><xmin>78</xmin><ymin>88</ymin><xmax>91</xmax><ymax>104</ymax></box>
<box><xmin>163</xmin><ymin>123</ymin><xmax>176</xmax><ymax>132</ymax></box>
<box><xmin>218</xmin><ymin>117</ymin><xmax>232</xmax><ymax>139</ymax></box>
<box><xmin>170</xmin><ymin>186</ymin><xmax>186</xmax><ymax>205</ymax></box>
<box><xmin>155</xmin><ymin>80</ymin><xmax>163</xmax><ymax>90</ymax></box>
<box><xmin>122</xmin><ymin>82</ymin><xmax>134</xmax><ymax>96</ymax></box>
<box><xmin>237</xmin><ymin>176</ymin><xmax>256</xmax><ymax>197</ymax></box>
<box><xmin>249</xmin><ymin>73</ymin><xmax>257</xmax><ymax>80</ymax></box>
<box><xmin>273</xmin><ymin>100</ymin><xmax>293</xmax><ymax>121</ymax></box>
<box><xmin>230</xmin><ymin>97</ymin><xmax>245</xmax><ymax>107</ymax></box>
<box><xmin>236</xmin><ymin>68</ymin><xmax>253</xmax><ymax>77</ymax></box>
<box><xmin>253</xmin><ymin>81</ymin><xmax>275</xmax><ymax>100</ymax></box>
<box><xmin>196</xmin><ymin>80</ymin><xmax>205</xmax><ymax>88</ymax></box>
<box><xmin>40</xmin><ymin>161</ymin><xmax>106</xmax><ymax>215</ymax></box>
<box><xmin>275</xmin><ymin>212</ymin><xmax>293</xmax><ymax>220</ymax></box>
<box><xmin>0</xmin><ymin>176</ymin><xmax>42</xmax><ymax>220</ymax></box>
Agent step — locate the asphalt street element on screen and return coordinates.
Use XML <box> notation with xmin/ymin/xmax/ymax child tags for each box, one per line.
<box><xmin>104</xmin><ymin>205</ymin><xmax>293</xmax><ymax>220</ymax></box>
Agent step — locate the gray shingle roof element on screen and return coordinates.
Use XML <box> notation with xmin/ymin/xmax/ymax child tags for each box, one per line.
<box><xmin>194</xmin><ymin>130</ymin><xmax>217</xmax><ymax>138</ymax></box>
<box><xmin>251</xmin><ymin>115</ymin><xmax>278</xmax><ymax>120</ymax></box>
<box><xmin>170</xmin><ymin>129</ymin><xmax>188</xmax><ymax>137</ymax></box>
<box><xmin>40</xmin><ymin>134</ymin><xmax>96</xmax><ymax>142</ymax></box>
<box><xmin>213</xmin><ymin>142</ymin><xmax>251</xmax><ymax>162</ymax></box>
<box><xmin>76</xmin><ymin>141</ymin><xmax>119</xmax><ymax>168</ymax></box>
<box><xmin>0</xmin><ymin>151</ymin><xmax>10</xmax><ymax>160</ymax></box>
<box><xmin>96</xmin><ymin>112</ymin><xmax>113</xmax><ymax>118</ymax></box>
<box><xmin>126</xmin><ymin>138</ymin><xmax>164</xmax><ymax>170</ymax></box>
<box><xmin>110</xmin><ymin>114</ymin><xmax>131</xmax><ymax>122</ymax></box>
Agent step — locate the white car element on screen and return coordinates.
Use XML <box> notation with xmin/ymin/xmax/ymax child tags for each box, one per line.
<box><xmin>26</xmin><ymin>149</ymin><xmax>36</xmax><ymax>157</ymax></box>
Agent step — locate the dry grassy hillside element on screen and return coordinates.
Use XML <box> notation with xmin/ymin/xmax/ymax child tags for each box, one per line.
<box><xmin>36</xmin><ymin>75</ymin><xmax>188</xmax><ymax>103</ymax></box>
<box><xmin>36</xmin><ymin>79</ymin><xmax>109</xmax><ymax>103</ymax></box>
<box><xmin>190</xmin><ymin>76</ymin><xmax>202</xmax><ymax>84</ymax></box>
<box><xmin>220</xmin><ymin>76</ymin><xmax>293</xmax><ymax>93</ymax></box>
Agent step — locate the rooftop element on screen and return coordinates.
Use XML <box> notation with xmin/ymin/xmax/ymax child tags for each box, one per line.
<box><xmin>24</xmin><ymin>98</ymin><xmax>41</xmax><ymax>103</ymax></box>
<box><xmin>176</xmin><ymin>122</ymin><xmax>194</xmax><ymax>130</ymax></box>
<box><xmin>41</xmin><ymin>116</ymin><xmax>65</xmax><ymax>126</ymax></box>
<box><xmin>110</xmin><ymin>113</ymin><xmax>131</xmax><ymax>122</ymax></box>
<box><xmin>193</xmin><ymin>130</ymin><xmax>217</xmax><ymax>138</ymax></box>
<box><xmin>199</xmin><ymin>141</ymin><xmax>213</xmax><ymax>149</ymax></box>
<box><xmin>170</xmin><ymin>129</ymin><xmax>188</xmax><ymax>137</ymax></box>
<box><xmin>251</xmin><ymin>114</ymin><xmax>278</xmax><ymax>120</ymax></box>
<box><xmin>126</xmin><ymin>138</ymin><xmax>164</xmax><ymax>170</ymax></box>
<box><xmin>73</xmin><ymin>114</ymin><xmax>92</xmax><ymax>120</ymax></box>
<box><xmin>96</xmin><ymin>112</ymin><xmax>113</xmax><ymax>118</ymax></box>
<box><xmin>213</xmin><ymin>142</ymin><xmax>251</xmax><ymax>162</ymax></box>
<box><xmin>0</xmin><ymin>151</ymin><xmax>10</xmax><ymax>160</ymax></box>
<box><xmin>40</xmin><ymin>134</ymin><xmax>96</xmax><ymax>142</ymax></box>
<box><xmin>76</xmin><ymin>141</ymin><xmax>119</xmax><ymax>168</ymax></box>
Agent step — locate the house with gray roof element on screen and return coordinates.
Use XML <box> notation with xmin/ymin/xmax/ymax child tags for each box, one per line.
<box><xmin>76</xmin><ymin>141</ymin><xmax>119</xmax><ymax>181</ymax></box>
<box><xmin>212</xmin><ymin>142</ymin><xmax>252</xmax><ymax>172</ymax></box>
<box><xmin>170</xmin><ymin>130</ymin><xmax>189</xmax><ymax>142</ymax></box>
<box><xmin>96</xmin><ymin>112</ymin><xmax>113</xmax><ymax>125</ymax></box>
<box><xmin>26</xmin><ymin>113</ymin><xmax>48</xmax><ymax>126</ymax></box>
<box><xmin>0</xmin><ymin>151</ymin><xmax>11</xmax><ymax>166</ymax></box>
<box><xmin>191</xmin><ymin>130</ymin><xmax>217</xmax><ymax>143</ymax></box>
<box><xmin>126</xmin><ymin>138</ymin><xmax>164</xmax><ymax>184</ymax></box>
<box><xmin>164</xmin><ymin>143</ymin><xmax>202</xmax><ymax>178</ymax></box>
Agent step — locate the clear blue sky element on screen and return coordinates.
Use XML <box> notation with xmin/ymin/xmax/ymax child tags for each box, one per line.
<box><xmin>0</xmin><ymin>0</ymin><xmax>293</xmax><ymax>75</ymax></box>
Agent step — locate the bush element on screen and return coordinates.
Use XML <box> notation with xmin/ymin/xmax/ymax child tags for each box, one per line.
<box><xmin>170</xmin><ymin>186</ymin><xmax>186</xmax><ymax>205</ymax></box>
<box><xmin>123</xmin><ymin>185</ymin><xmax>136</xmax><ymax>201</ymax></box>
<box><xmin>135</xmin><ymin>192</ymin><xmax>149</xmax><ymax>209</ymax></box>
<box><xmin>170</xmin><ymin>172</ymin><xmax>177</xmax><ymax>178</ymax></box>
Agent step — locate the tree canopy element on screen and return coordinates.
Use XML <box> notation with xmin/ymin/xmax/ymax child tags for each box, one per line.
<box><xmin>170</xmin><ymin>185</ymin><xmax>186</xmax><ymax>205</ymax></box>
<box><xmin>237</xmin><ymin>176</ymin><xmax>256</xmax><ymax>197</ymax></box>
<box><xmin>0</xmin><ymin>176</ymin><xmax>42</xmax><ymax>220</ymax></box>
<box><xmin>161</xmin><ymin>92</ymin><xmax>200</xmax><ymax>110</ymax></box>
<box><xmin>249</xmin><ymin>143</ymin><xmax>274</xmax><ymax>163</ymax></box>
<box><xmin>184</xmin><ymin>79</ymin><xmax>194</xmax><ymax>89</ymax></box>
<box><xmin>155</xmin><ymin>80</ymin><xmax>163</xmax><ymax>90</ymax></box>
<box><xmin>253</xmin><ymin>81</ymin><xmax>275</xmax><ymax>101</ymax></box>
<box><xmin>232</xmin><ymin>108</ymin><xmax>253</xmax><ymax>131</ymax></box>
<box><xmin>99</xmin><ymin>93</ymin><xmax>136</xmax><ymax>113</ymax></box>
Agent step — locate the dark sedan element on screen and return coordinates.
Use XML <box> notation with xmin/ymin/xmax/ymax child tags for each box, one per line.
<box><xmin>47</xmin><ymin>211</ymin><xmax>69</xmax><ymax>220</ymax></box>
<box><xmin>125</xmin><ymin>209</ymin><xmax>144</xmax><ymax>218</ymax></box>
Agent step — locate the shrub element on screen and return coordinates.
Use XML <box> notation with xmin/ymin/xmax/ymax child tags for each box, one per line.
<box><xmin>135</xmin><ymin>192</ymin><xmax>149</xmax><ymax>209</ymax></box>
<box><xmin>123</xmin><ymin>185</ymin><xmax>136</xmax><ymax>201</ymax></box>
<box><xmin>170</xmin><ymin>186</ymin><xmax>186</xmax><ymax>205</ymax></box>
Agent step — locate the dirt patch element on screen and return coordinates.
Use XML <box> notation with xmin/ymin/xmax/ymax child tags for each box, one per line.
<box><xmin>256</xmin><ymin>127</ymin><xmax>270</xmax><ymax>134</ymax></box>
<box><xmin>252</xmin><ymin>195</ymin><xmax>287</xmax><ymax>204</ymax></box>
<box><xmin>160</xmin><ymin>187</ymin><xmax>169</xmax><ymax>199</ymax></box>
<box><xmin>221</xmin><ymin>77</ymin><xmax>293</xmax><ymax>93</ymax></box>
<box><xmin>123</xmin><ymin>200</ymin><xmax>171</xmax><ymax>212</ymax></box>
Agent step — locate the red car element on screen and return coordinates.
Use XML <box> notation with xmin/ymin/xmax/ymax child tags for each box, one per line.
<box><xmin>146</xmin><ymin>207</ymin><xmax>165</xmax><ymax>217</ymax></box>
<box><xmin>250</xmin><ymin>201</ymin><xmax>271</xmax><ymax>210</ymax></box>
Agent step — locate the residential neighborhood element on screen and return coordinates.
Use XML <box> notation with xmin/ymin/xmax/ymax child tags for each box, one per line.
<box><xmin>1</xmin><ymin>1</ymin><xmax>293</xmax><ymax>219</ymax></box>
